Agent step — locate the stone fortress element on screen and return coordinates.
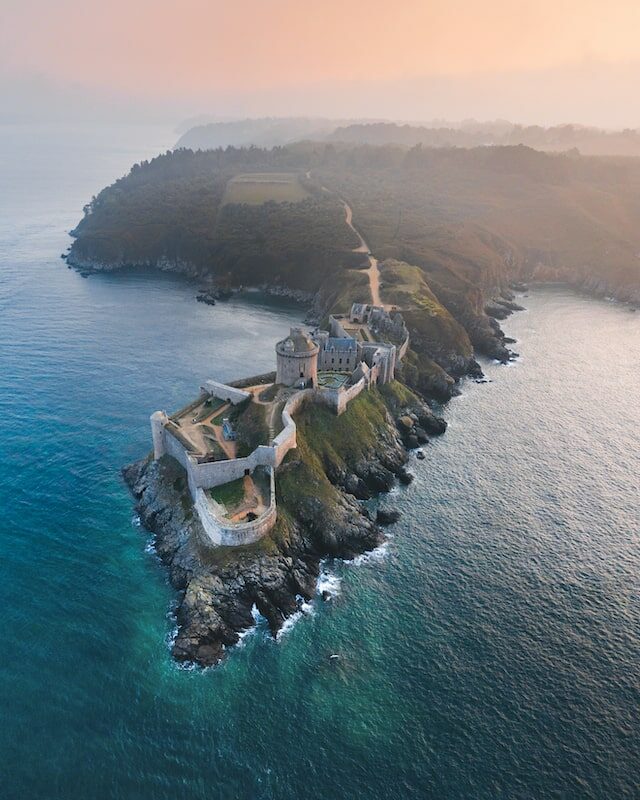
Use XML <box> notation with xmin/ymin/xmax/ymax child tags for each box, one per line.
<box><xmin>150</xmin><ymin>303</ymin><xmax>409</xmax><ymax>548</ymax></box>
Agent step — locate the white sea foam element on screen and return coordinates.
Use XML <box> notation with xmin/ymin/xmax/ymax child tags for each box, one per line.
<box><xmin>234</xmin><ymin>604</ymin><xmax>265</xmax><ymax>648</ymax></box>
<box><xmin>276</xmin><ymin>595</ymin><xmax>315</xmax><ymax>640</ymax></box>
<box><xmin>345</xmin><ymin>539</ymin><xmax>391</xmax><ymax>566</ymax></box>
<box><xmin>317</xmin><ymin>566</ymin><xmax>342</xmax><ymax>599</ymax></box>
<box><xmin>165</xmin><ymin>609</ymin><xmax>179</xmax><ymax>652</ymax></box>
<box><xmin>144</xmin><ymin>538</ymin><xmax>156</xmax><ymax>555</ymax></box>
<box><xmin>131</xmin><ymin>514</ymin><xmax>141</xmax><ymax>527</ymax></box>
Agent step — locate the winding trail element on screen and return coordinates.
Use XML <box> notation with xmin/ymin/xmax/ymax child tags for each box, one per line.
<box><xmin>306</xmin><ymin>170</ymin><xmax>384</xmax><ymax>308</ymax></box>
<box><xmin>342</xmin><ymin>201</ymin><xmax>383</xmax><ymax>307</ymax></box>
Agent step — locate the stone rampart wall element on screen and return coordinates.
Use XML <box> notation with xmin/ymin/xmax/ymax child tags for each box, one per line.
<box><xmin>397</xmin><ymin>334</ymin><xmax>410</xmax><ymax>362</ymax></box>
<box><xmin>319</xmin><ymin>372</ymin><xmax>371</xmax><ymax>415</ymax></box>
<box><xmin>271</xmin><ymin>389</ymin><xmax>312</xmax><ymax>465</ymax></box>
<box><xmin>151</xmin><ymin>375</ymin><xmax>378</xmax><ymax>545</ymax></box>
<box><xmin>194</xmin><ymin>467</ymin><xmax>277</xmax><ymax>546</ymax></box>
<box><xmin>201</xmin><ymin>380</ymin><xmax>251</xmax><ymax>405</ymax></box>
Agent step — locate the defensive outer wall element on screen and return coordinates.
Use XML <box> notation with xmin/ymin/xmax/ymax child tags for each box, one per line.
<box><xmin>150</xmin><ymin>310</ymin><xmax>409</xmax><ymax>548</ymax></box>
<box><xmin>150</xmin><ymin>375</ymin><xmax>378</xmax><ymax>546</ymax></box>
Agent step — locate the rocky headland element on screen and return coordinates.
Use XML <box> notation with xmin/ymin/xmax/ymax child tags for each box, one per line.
<box><xmin>123</xmin><ymin>382</ymin><xmax>442</xmax><ymax>667</ymax></box>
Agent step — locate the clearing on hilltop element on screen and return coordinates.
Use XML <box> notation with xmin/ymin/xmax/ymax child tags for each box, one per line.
<box><xmin>222</xmin><ymin>173</ymin><xmax>310</xmax><ymax>205</ymax></box>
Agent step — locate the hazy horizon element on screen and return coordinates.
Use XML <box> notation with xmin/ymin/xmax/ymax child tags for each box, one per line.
<box><xmin>3</xmin><ymin>0</ymin><xmax>640</xmax><ymax>129</ymax></box>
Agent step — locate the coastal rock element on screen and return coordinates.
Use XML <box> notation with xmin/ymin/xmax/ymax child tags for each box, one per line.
<box><xmin>418</xmin><ymin>412</ymin><xmax>446</xmax><ymax>436</ymax></box>
<box><xmin>123</xmin><ymin>398</ymin><xmax>410</xmax><ymax>668</ymax></box>
<box><xmin>484</xmin><ymin>301</ymin><xmax>511</xmax><ymax>320</ymax></box>
<box><xmin>377</xmin><ymin>509</ymin><xmax>401</xmax><ymax>525</ymax></box>
<box><xmin>397</xmin><ymin>467</ymin><xmax>414</xmax><ymax>485</ymax></box>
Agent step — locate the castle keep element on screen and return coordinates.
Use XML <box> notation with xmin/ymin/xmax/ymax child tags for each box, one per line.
<box><xmin>150</xmin><ymin>303</ymin><xmax>409</xmax><ymax>548</ymax></box>
<box><xmin>275</xmin><ymin>328</ymin><xmax>319</xmax><ymax>387</ymax></box>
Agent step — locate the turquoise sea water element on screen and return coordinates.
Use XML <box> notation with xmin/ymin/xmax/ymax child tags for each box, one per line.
<box><xmin>1</xmin><ymin>124</ymin><xmax>639</xmax><ymax>799</ymax></box>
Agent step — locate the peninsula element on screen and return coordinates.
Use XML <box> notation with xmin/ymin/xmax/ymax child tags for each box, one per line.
<box><xmin>125</xmin><ymin>302</ymin><xmax>447</xmax><ymax>666</ymax></box>
<box><xmin>74</xmin><ymin>139</ymin><xmax>640</xmax><ymax>665</ymax></box>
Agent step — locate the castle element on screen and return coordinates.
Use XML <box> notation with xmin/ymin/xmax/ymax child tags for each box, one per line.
<box><xmin>275</xmin><ymin>306</ymin><xmax>407</xmax><ymax>392</ymax></box>
<box><xmin>149</xmin><ymin>303</ymin><xmax>409</xmax><ymax>548</ymax></box>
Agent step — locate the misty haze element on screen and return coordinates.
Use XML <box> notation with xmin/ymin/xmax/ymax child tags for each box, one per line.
<box><xmin>1</xmin><ymin>2</ymin><xmax>639</xmax><ymax>799</ymax></box>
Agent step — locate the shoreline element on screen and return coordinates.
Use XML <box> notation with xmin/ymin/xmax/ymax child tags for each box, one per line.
<box><xmin>123</xmin><ymin>379</ymin><xmax>444</xmax><ymax>668</ymax></box>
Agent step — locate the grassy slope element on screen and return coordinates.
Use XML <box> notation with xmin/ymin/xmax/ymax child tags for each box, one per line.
<box><xmin>275</xmin><ymin>384</ymin><xmax>412</xmax><ymax>531</ymax></box>
<box><xmin>379</xmin><ymin>258</ymin><xmax>474</xmax><ymax>393</ymax></box>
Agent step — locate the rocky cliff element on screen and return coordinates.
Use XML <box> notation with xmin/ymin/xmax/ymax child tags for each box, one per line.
<box><xmin>123</xmin><ymin>383</ymin><xmax>441</xmax><ymax>667</ymax></box>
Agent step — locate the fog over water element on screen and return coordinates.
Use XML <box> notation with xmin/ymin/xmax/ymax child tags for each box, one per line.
<box><xmin>1</xmin><ymin>125</ymin><xmax>639</xmax><ymax>799</ymax></box>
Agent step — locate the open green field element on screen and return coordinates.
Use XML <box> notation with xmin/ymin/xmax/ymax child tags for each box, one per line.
<box><xmin>223</xmin><ymin>173</ymin><xmax>310</xmax><ymax>205</ymax></box>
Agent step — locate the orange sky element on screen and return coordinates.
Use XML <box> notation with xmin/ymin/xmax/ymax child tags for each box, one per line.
<box><xmin>3</xmin><ymin>0</ymin><xmax>640</xmax><ymax>93</ymax></box>
<box><xmin>2</xmin><ymin>0</ymin><xmax>640</xmax><ymax>124</ymax></box>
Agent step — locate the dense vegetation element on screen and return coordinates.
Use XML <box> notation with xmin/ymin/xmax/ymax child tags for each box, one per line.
<box><xmin>70</xmin><ymin>141</ymin><xmax>640</xmax><ymax>400</ymax></box>
<box><xmin>176</xmin><ymin>116</ymin><xmax>640</xmax><ymax>158</ymax></box>
<box><xmin>71</xmin><ymin>142</ymin><xmax>640</xmax><ymax>298</ymax></box>
<box><xmin>312</xmin><ymin>143</ymin><xmax>640</xmax><ymax>296</ymax></box>
<box><xmin>70</xmin><ymin>148</ymin><xmax>358</xmax><ymax>292</ymax></box>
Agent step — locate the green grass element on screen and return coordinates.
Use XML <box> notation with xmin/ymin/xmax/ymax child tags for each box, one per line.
<box><xmin>209</xmin><ymin>478</ymin><xmax>245</xmax><ymax>509</ymax></box>
<box><xmin>233</xmin><ymin>401</ymin><xmax>270</xmax><ymax>457</ymax></box>
<box><xmin>196</xmin><ymin>397</ymin><xmax>225</xmax><ymax>422</ymax></box>
<box><xmin>378</xmin><ymin>380</ymin><xmax>420</xmax><ymax>409</ymax></box>
<box><xmin>326</xmin><ymin>270</ymin><xmax>371</xmax><ymax>315</ymax></box>
<box><xmin>379</xmin><ymin>259</ymin><xmax>450</xmax><ymax>314</ymax></box>
<box><xmin>276</xmin><ymin>386</ymin><xmax>405</xmax><ymax>532</ymax></box>
<box><xmin>211</xmin><ymin>410</ymin><xmax>229</xmax><ymax>425</ymax></box>
<box><xmin>223</xmin><ymin>173</ymin><xmax>310</xmax><ymax>205</ymax></box>
<box><xmin>278</xmin><ymin>389</ymin><xmax>389</xmax><ymax>505</ymax></box>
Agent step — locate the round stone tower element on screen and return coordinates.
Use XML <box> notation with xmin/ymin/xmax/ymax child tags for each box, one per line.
<box><xmin>275</xmin><ymin>327</ymin><xmax>319</xmax><ymax>387</ymax></box>
<box><xmin>150</xmin><ymin>410</ymin><xmax>169</xmax><ymax>459</ymax></box>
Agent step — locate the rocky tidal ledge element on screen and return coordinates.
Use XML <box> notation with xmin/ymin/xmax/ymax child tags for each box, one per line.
<box><xmin>123</xmin><ymin>384</ymin><xmax>442</xmax><ymax>667</ymax></box>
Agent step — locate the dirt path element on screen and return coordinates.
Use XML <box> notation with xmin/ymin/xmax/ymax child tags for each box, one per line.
<box><xmin>178</xmin><ymin>402</ymin><xmax>237</xmax><ymax>459</ymax></box>
<box><xmin>307</xmin><ymin>171</ymin><xmax>384</xmax><ymax>308</ymax></box>
<box><xmin>340</xmin><ymin>197</ymin><xmax>383</xmax><ymax>308</ymax></box>
<box><xmin>229</xmin><ymin>475</ymin><xmax>267</xmax><ymax>522</ymax></box>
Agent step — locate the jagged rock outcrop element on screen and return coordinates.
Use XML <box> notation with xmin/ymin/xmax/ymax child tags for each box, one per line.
<box><xmin>123</xmin><ymin>388</ymin><xmax>413</xmax><ymax>668</ymax></box>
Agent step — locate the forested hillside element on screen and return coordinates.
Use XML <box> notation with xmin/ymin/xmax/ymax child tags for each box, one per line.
<box><xmin>68</xmin><ymin>142</ymin><xmax>640</xmax><ymax>399</ymax></box>
<box><xmin>71</xmin><ymin>142</ymin><xmax>640</xmax><ymax>300</ymax></box>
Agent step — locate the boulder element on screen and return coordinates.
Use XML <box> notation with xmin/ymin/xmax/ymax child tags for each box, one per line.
<box><xmin>376</xmin><ymin>509</ymin><xmax>401</xmax><ymax>525</ymax></box>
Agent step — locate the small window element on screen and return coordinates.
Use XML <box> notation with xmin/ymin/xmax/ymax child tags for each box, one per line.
<box><xmin>339</xmin><ymin>358</ymin><xmax>342</xmax><ymax>365</ymax></box>
<box><xmin>300</xmin><ymin>371</ymin><xmax>304</xmax><ymax>378</ymax></box>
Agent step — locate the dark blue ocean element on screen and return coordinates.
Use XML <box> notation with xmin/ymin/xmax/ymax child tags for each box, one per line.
<box><xmin>1</xmin><ymin>124</ymin><xmax>639</xmax><ymax>800</ymax></box>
